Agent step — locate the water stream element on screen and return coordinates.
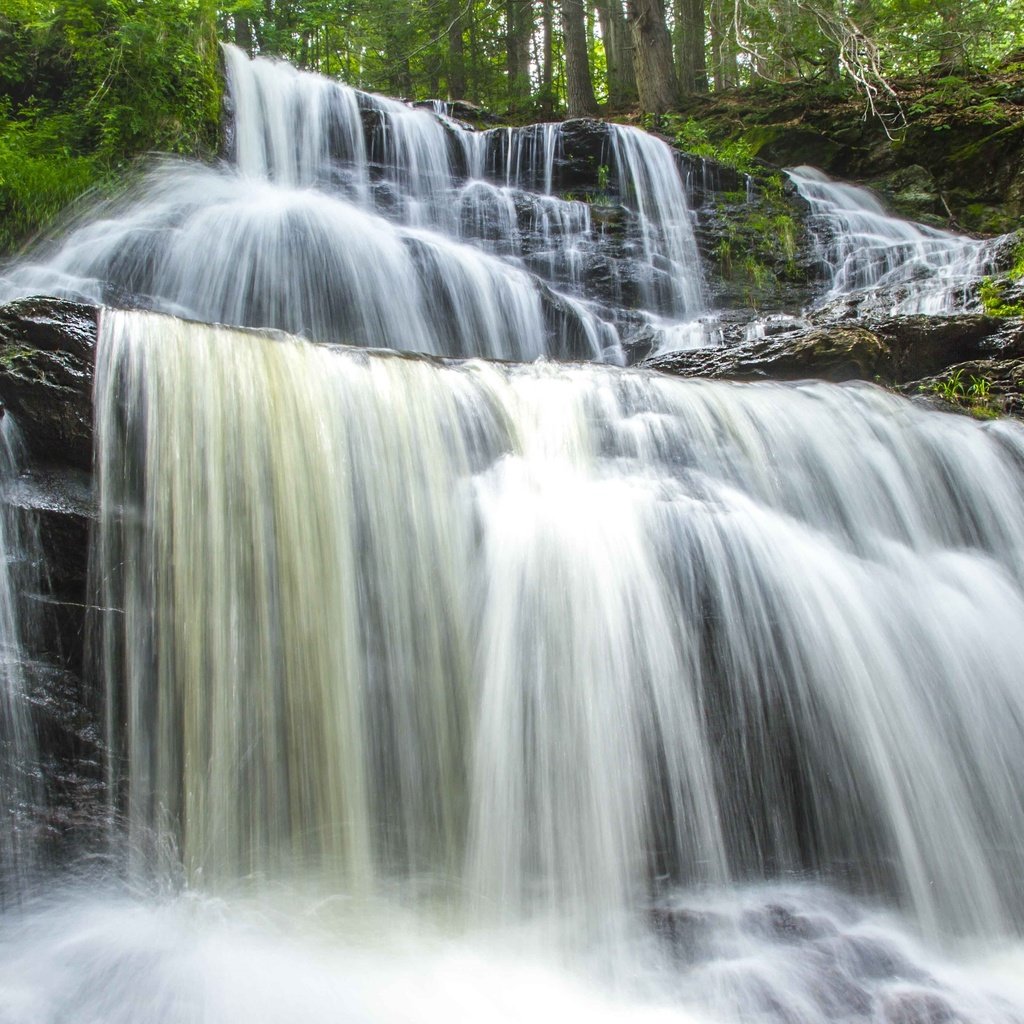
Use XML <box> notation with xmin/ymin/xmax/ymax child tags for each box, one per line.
<box><xmin>0</xmin><ymin>46</ymin><xmax>1022</xmax><ymax>1024</ymax></box>
<box><xmin>788</xmin><ymin>166</ymin><xmax>997</xmax><ymax>314</ymax></box>
<box><xmin>0</xmin><ymin>46</ymin><xmax>711</xmax><ymax>360</ymax></box>
<box><xmin>5</xmin><ymin>308</ymin><xmax>1022</xmax><ymax>1021</ymax></box>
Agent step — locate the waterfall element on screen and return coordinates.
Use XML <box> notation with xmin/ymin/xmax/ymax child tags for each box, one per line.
<box><xmin>91</xmin><ymin>309</ymin><xmax>1024</xmax><ymax>950</ymax></box>
<box><xmin>789</xmin><ymin>166</ymin><xmax>997</xmax><ymax>313</ymax></box>
<box><xmin>0</xmin><ymin>46</ymin><xmax>710</xmax><ymax>360</ymax></box>
<box><xmin>2</xmin><ymin>44</ymin><xmax>1024</xmax><ymax>1024</ymax></box>
<box><xmin>0</xmin><ymin>417</ymin><xmax>39</xmax><ymax>891</ymax></box>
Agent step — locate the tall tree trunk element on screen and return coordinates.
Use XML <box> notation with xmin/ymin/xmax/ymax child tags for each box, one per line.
<box><xmin>539</xmin><ymin>0</ymin><xmax>556</xmax><ymax>113</ymax></box>
<box><xmin>673</xmin><ymin>0</ymin><xmax>707</xmax><ymax>94</ymax></box>
<box><xmin>507</xmin><ymin>0</ymin><xmax>534</xmax><ymax>110</ymax></box>
<box><xmin>447</xmin><ymin>0</ymin><xmax>466</xmax><ymax>97</ymax></box>
<box><xmin>596</xmin><ymin>0</ymin><xmax>637</xmax><ymax>107</ymax></box>
<box><xmin>937</xmin><ymin>0</ymin><xmax>965</xmax><ymax>69</ymax></box>
<box><xmin>561</xmin><ymin>0</ymin><xmax>599</xmax><ymax>116</ymax></box>
<box><xmin>627</xmin><ymin>0</ymin><xmax>677</xmax><ymax>113</ymax></box>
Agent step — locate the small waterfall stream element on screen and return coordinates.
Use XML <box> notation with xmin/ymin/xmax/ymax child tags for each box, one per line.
<box><xmin>0</xmin><ymin>418</ymin><xmax>40</xmax><ymax>893</ymax></box>
<box><xmin>789</xmin><ymin>166</ymin><xmax>997</xmax><ymax>313</ymax></box>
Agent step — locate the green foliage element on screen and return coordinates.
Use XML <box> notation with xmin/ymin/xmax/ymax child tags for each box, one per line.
<box><xmin>703</xmin><ymin>170</ymin><xmax>803</xmax><ymax>307</ymax></box>
<box><xmin>978</xmin><ymin>234</ymin><xmax>1024</xmax><ymax>317</ymax></box>
<box><xmin>664</xmin><ymin>116</ymin><xmax>757</xmax><ymax>174</ymax></box>
<box><xmin>0</xmin><ymin>0</ymin><xmax>221</xmax><ymax>253</ymax></box>
<box><xmin>922</xmin><ymin>369</ymin><xmax>1002</xmax><ymax>417</ymax></box>
<box><xmin>980</xmin><ymin>278</ymin><xmax>1024</xmax><ymax>317</ymax></box>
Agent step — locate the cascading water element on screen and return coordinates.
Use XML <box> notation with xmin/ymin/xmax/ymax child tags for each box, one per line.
<box><xmin>4</xmin><ymin>307</ymin><xmax>1022</xmax><ymax>1021</ymax></box>
<box><xmin>789</xmin><ymin>165</ymin><xmax>997</xmax><ymax>313</ymax></box>
<box><xmin>0</xmin><ymin>417</ymin><xmax>40</xmax><ymax>893</ymax></box>
<box><xmin>0</xmin><ymin>46</ymin><xmax>710</xmax><ymax>360</ymax></box>
<box><xmin>0</xmin><ymin>39</ymin><xmax>1023</xmax><ymax>1024</ymax></box>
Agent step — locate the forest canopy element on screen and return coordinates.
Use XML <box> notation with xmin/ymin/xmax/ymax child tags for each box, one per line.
<box><xmin>1</xmin><ymin>0</ymin><xmax>1023</xmax><ymax>252</ymax></box>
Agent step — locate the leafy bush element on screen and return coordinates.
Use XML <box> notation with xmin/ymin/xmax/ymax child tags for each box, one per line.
<box><xmin>0</xmin><ymin>0</ymin><xmax>221</xmax><ymax>254</ymax></box>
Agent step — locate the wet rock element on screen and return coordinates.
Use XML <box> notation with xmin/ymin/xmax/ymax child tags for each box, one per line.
<box><xmin>553</xmin><ymin>119</ymin><xmax>617</xmax><ymax>195</ymax></box>
<box><xmin>883</xmin><ymin>990</ymin><xmax>962</xmax><ymax>1024</ymax></box>
<box><xmin>743</xmin><ymin>903</ymin><xmax>840</xmax><ymax>943</ymax></box>
<box><xmin>833</xmin><ymin>934</ymin><xmax>925</xmax><ymax>983</ymax></box>
<box><xmin>0</xmin><ymin>297</ymin><xmax>98</xmax><ymax>471</ymax></box>
<box><xmin>646</xmin><ymin>310</ymin><xmax>1024</xmax><ymax>414</ymax></box>
<box><xmin>645</xmin><ymin>324</ymin><xmax>888</xmax><ymax>383</ymax></box>
<box><xmin>649</xmin><ymin>906</ymin><xmax>725</xmax><ymax>960</ymax></box>
<box><xmin>863</xmin><ymin>165</ymin><xmax>947</xmax><ymax>227</ymax></box>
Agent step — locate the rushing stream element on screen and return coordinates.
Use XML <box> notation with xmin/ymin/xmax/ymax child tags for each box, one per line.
<box><xmin>788</xmin><ymin>166</ymin><xmax>997</xmax><ymax>314</ymax></box>
<box><xmin>1</xmin><ymin>46</ymin><xmax>1023</xmax><ymax>1024</ymax></box>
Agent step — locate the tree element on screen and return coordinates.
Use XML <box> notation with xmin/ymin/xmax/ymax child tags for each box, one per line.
<box><xmin>627</xmin><ymin>0</ymin><xmax>677</xmax><ymax>112</ymax></box>
<box><xmin>561</xmin><ymin>0</ymin><xmax>599</xmax><ymax>116</ymax></box>
<box><xmin>596</xmin><ymin>0</ymin><xmax>637</xmax><ymax>107</ymax></box>
<box><xmin>673</xmin><ymin>0</ymin><xmax>707</xmax><ymax>93</ymax></box>
<box><xmin>506</xmin><ymin>0</ymin><xmax>534</xmax><ymax>110</ymax></box>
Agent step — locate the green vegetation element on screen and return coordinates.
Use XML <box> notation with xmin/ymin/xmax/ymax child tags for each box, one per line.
<box><xmin>922</xmin><ymin>369</ymin><xmax>1002</xmax><ymax>418</ymax></box>
<box><xmin>0</xmin><ymin>0</ymin><xmax>221</xmax><ymax>253</ymax></box>
<box><xmin>1</xmin><ymin>0</ymin><xmax>1023</xmax><ymax>252</ymax></box>
<box><xmin>663</xmin><ymin>117</ymin><xmax>758</xmax><ymax>176</ymax></box>
<box><xmin>707</xmin><ymin>172</ymin><xmax>803</xmax><ymax>308</ymax></box>
<box><xmin>978</xmin><ymin>234</ymin><xmax>1024</xmax><ymax>317</ymax></box>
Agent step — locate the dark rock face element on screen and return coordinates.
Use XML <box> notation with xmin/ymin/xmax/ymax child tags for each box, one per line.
<box><xmin>646</xmin><ymin>311</ymin><xmax>1024</xmax><ymax>412</ymax></box>
<box><xmin>0</xmin><ymin>297</ymin><xmax>97</xmax><ymax>472</ymax></box>
<box><xmin>645</xmin><ymin>324</ymin><xmax>890</xmax><ymax>383</ymax></box>
<box><xmin>0</xmin><ymin>296</ymin><xmax>104</xmax><ymax>860</ymax></box>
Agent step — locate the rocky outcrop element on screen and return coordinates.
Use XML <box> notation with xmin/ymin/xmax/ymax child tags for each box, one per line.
<box><xmin>672</xmin><ymin>57</ymin><xmax>1024</xmax><ymax>234</ymax></box>
<box><xmin>0</xmin><ymin>297</ymin><xmax>97</xmax><ymax>471</ymax></box>
<box><xmin>646</xmin><ymin>310</ymin><xmax>1024</xmax><ymax>417</ymax></box>
<box><xmin>0</xmin><ymin>296</ymin><xmax>103</xmax><ymax>857</ymax></box>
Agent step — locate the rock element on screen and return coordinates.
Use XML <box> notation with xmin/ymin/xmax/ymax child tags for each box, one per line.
<box><xmin>649</xmin><ymin>905</ymin><xmax>725</xmax><ymax>960</ymax></box>
<box><xmin>645</xmin><ymin>324</ymin><xmax>889</xmax><ymax>383</ymax></box>
<box><xmin>832</xmin><ymin>934</ymin><xmax>925</xmax><ymax>983</ymax></box>
<box><xmin>0</xmin><ymin>296</ymin><xmax>103</xmax><ymax>861</ymax></box>
<box><xmin>745</xmin><ymin>125</ymin><xmax>847</xmax><ymax>170</ymax></box>
<box><xmin>0</xmin><ymin>297</ymin><xmax>97</xmax><ymax>471</ymax></box>
<box><xmin>645</xmin><ymin>312</ymin><xmax>1024</xmax><ymax>411</ymax></box>
<box><xmin>863</xmin><ymin>165</ymin><xmax>947</xmax><ymax>227</ymax></box>
<box><xmin>743</xmin><ymin>903</ymin><xmax>840</xmax><ymax>943</ymax></box>
<box><xmin>883</xmin><ymin>991</ymin><xmax>961</xmax><ymax>1024</ymax></box>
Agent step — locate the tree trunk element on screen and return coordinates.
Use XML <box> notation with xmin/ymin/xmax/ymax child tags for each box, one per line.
<box><xmin>539</xmin><ymin>0</ymin><xmax>557</xmax><ymax>113</ymax></box>
<box><xmin>445</xmin><ymin>0</ymin><xmax>467</xmax><ymax>97</ymax></box>
<box><xmin>507</xmin><ymin>0</ymin><xmax>535</xmax><ymax>110</ymax></box>
<box><xmin>627</xmin><ymin>0</ymin><xmax>677</xmax><ymax>113</ymax></box>
<box><xmin>596</xmin><ymin>0</ymin><xmax>637</xmax><ymax>107</ymax></box>
<box><xmin>561</xmin><ymin>0</ymin><xmax>599</xmax><ymax>116</ymax></box>
<box><xmin>234</xmin><ymin>13</ymin><xmax>254</xmax><ymax>56</ymax></box>
<box><xmin>673</xmin><ymin>0</ymin><xmax>707</xmax><ymax>94</ymax></box>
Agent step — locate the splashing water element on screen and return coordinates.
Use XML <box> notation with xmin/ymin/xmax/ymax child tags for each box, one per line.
<box><xmin>789</xmin><ymin>166</ymin><xmax>998</xmax><ymax>314</ymax></box>
<box><xmin>1</xmin><ymin>306</ymin><xmax>1024</xmax><ymax>1019</ymax></box>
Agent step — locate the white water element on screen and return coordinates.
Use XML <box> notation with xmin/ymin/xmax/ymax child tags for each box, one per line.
<box><xmin>0</xmin><ymin>308</ymin><xmax>992</xmax><ymax>1020</ymax></box>
<box><xmin>0</xmin><ymin>418</ymin><xmax>39</xmax><ymax>891</ymax></box>
<box><xmin>0</xmin><ymin>46</ymin><xmax>711</xmax><ymax>360</ymax></box>
<box><xmin>789</xmin><ymin>166</ymin><xmax>997</xmax><ymax>314</ymax></box>
<box><xmin>0</xmin><ymin>46</ymin><xmax>1023</xmax><ymax>1024</ymax></box>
